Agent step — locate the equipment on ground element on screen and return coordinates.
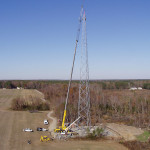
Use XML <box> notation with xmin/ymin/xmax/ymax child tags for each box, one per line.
<box><xmin>40</xmin><ymin>136</ymin><xmax>52</xmax><ymax>142</ymax></box>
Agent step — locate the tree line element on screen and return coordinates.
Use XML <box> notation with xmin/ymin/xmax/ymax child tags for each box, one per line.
<box><xmin>1</xmin><ymin>80</ymin><xmax>150</xmax><ymax>90</ymax></box>
<box><xmin>1</xmin><ymin>80</ymin><xmax>150</xmax><ymax>128</ymax></box>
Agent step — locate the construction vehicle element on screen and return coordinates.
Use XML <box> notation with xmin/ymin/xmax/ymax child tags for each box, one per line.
<box><xmin>40</xmin><ymin>136</ymin><xmax>51</xmax><ymax>142</ymax></box>
<box><xmin>54</xmin><ymin>7</ymin><xmax>83</xmax><ymax>134</ymax></box>
<box><xmin>54</xmin><ymin>109</ymin><xmax>67</xmax><ymax>132</ymax></box>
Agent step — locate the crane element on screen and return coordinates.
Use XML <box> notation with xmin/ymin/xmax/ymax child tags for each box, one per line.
<box><xmin>54</xmin><ymin>6</ymin><xmax>83</xmax><ymax>133</ymax></box>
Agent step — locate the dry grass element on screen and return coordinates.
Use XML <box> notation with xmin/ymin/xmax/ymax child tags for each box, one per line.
<box><xmin>0</xmin><ymin>110</ymin><xmax>49</xmax><ymax>150</ymax></box>
<box><xmin>11</xmin><ymin>97</ymin><xmax>49</xmax><ymax>111</ymax></box>
<box><xmin>120</xmin><ymin>141</ymin><xmax>150</xmax><ymax>150</ymax></box>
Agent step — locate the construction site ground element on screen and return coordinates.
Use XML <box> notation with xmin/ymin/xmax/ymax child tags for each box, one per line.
<box><xmin>0</xmin><ymin>89</ymin><xmax>141</xmax><ymax>150</ymax></box>
<box><xmin>105</xmin><ymin>123</ymin><xmax>144</xmax><ymax>141</ymax></box>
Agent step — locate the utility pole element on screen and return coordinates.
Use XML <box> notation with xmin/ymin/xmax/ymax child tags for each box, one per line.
<box><xmin>78</xmin><ymin>11</ymin><xmax>91</xmax><ymax>126</ymax></box>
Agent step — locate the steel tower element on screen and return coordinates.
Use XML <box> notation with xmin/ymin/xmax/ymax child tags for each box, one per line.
<box><xmin>78</xmin><ymin>11</ymin><xmax>91</xmax><ymax>126</ymax></box>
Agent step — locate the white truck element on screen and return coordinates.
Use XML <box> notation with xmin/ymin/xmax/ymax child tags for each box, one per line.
<box><xmin>44</xmin><ymin>119</ymin><xmax>48</xmax><ymax>125</ymax></box>
<box><xmin>23</xmin><ymin>128</ymin><xmax>33</xmax><ymax>132</ymax></box>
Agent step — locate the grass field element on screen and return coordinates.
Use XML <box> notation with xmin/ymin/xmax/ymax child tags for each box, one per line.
<box><xmin>0</xmin><ymin>89</ymin><xmax>128</xmax><ymax>150</ymax></box>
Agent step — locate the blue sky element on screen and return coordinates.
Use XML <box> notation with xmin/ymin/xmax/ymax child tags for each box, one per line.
<box><xmin>0</xmin><ymin>0</ymin><xmax>150</xmax><ymax>80</ymax></box>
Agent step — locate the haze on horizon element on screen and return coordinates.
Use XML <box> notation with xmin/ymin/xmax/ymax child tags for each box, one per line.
<box><xmin>0</xmin><ymin>0</ymin><xmax>150</xmax><ymax>80</ymax></box>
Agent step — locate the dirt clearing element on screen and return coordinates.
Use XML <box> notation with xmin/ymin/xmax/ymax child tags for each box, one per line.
<box><xmin>106</xmin><ymin>123</ymin><xmax>144</xmax><ymax>140</ymax></box>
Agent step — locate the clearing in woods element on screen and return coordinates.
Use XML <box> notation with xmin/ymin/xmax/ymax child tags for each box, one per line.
<box><xmin>0</xmin><ymin>89</ymin><xmax>128</xmax><ymax>150</ymax></box>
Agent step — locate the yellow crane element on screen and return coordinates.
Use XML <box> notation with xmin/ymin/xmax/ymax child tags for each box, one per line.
<box><xmin>54</xmin><ymin>7</ymin><xmax>83</xmax><ymax>133</ymax></box>
<box><xmin>54</xmin><ymin>37</ymin><xmax>77</xmax><ymax>133</ymax></box>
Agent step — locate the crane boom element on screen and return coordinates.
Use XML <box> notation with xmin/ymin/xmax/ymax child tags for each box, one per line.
<box><xmin>61</xmin><ymin>7</ymin><xmax>83</xmax><ymax>130</ymax></box>
<box><xmin>54</xmin><ymin>6</ymin><xmax>84</xmax><ymax>133</ymax></box>
<box><xmin>65</xmin><ymin>117</ymin><xmax>81</xmax><ymax>132</ymax></box>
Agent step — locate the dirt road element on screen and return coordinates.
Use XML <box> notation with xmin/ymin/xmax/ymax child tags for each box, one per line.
<box><xmin>34</xmin><ymin>89</ymin><xmax>46</xmax><ymax>101</ymax></box>
<box><xmin>47</xmin><ymin>111</ymin><xmax>57</xmax><ymax>133</ymax></box>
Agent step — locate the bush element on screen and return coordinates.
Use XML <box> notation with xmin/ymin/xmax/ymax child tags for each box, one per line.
<box><xmin>143</xmin><ymin>83</ymin><xmax>150</xmax><ymax>89</ymax></box>
<box><xmin>137</xmin><ymin>131</ymin><xmax>150</xmax><ymax>142</ymax></box>
<box><xmin>87</xmin><ymin>127</ymin><xmax>104</xmax><ymax>139</ymax></box>
<box><xmin>11</xmin><ymin>97</ymin><xmax>50</xmax><ymax>111</ymax></box>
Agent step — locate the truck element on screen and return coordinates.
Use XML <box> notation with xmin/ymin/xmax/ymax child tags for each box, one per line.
<box><xmin>44</xmin><ymin>119</ymin><xmax>48</xmax><ymax>125</ymax></box>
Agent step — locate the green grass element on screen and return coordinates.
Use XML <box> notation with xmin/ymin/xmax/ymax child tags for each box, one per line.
<box><xmin>137</xmin><ymin>131</ymin><xmax>150</xmax><ymax>142</ymax></box>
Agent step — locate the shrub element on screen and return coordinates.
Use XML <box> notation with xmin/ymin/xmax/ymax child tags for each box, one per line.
<box><xmin>87</xmin><ymin>127</ymin><xmax>104</xmax><ymax>139</ymax></box>
<box><xmin>137</xmin><ymin>131</ymin><xmax>150</xmax><ymax>142</ymax></box>
<box><xmin>11</xmin><ymin>97</ymin><xmax>50</xmax><ymax>111</ymax></box>
<box><xmin>143</xmin><ymin>83</ymin><xmax>150</xmax><ymax>89</ymax></box>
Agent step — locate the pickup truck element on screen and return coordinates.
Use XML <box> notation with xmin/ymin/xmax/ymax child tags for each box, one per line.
<box><xmin>44</xmin><ymin>119</ymin><xmax>49</xmax><ymax>125</ymax></box>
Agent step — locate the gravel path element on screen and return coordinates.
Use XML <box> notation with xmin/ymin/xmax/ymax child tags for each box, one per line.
<box><xmin>47</xmin><ymin>111</ymin><xmax>57</xmax><ymax>134</ymax></box>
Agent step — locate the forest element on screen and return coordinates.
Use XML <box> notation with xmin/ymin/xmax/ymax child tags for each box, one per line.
<box><xmin>0</xmin><ymin>80</ymin><xmax>150</xmax><ymax>128</ymax></box>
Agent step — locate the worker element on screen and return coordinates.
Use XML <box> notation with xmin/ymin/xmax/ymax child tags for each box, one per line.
<box><xmin>28</xmin><ymin>140</ymin><xmax>31</xmax><ymax>144</ymax></box>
